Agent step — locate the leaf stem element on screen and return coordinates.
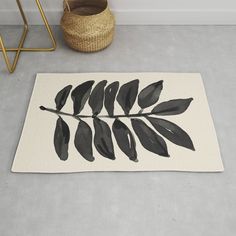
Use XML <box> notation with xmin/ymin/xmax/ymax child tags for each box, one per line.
<box><xmin>40</xmin><ymin>106</ymin><xmax>155</xmax><ymax>119</ymax></box>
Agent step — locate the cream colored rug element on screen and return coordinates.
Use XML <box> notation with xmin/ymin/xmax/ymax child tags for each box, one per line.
<box><xmin>12</xmin><ymin>73</ymin><xmax>223</xmax><ymax>173</ymax></box>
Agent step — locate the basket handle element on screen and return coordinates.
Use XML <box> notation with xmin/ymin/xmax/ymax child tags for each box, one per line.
<box><xmin>63</xmin><ymin>0</ymin><xmax>71</xmax><ymax>12</ymax></box>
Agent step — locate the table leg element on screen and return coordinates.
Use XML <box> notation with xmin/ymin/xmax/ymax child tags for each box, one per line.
<box><xmin>0</xmin><ymin>0</ymin><xmax>57</xmax><ymax>73</ymax></box>
<box><xmin>0</xmin><ymin>0</ymin><xmax>28</xmax><ymax>73</ymax></box>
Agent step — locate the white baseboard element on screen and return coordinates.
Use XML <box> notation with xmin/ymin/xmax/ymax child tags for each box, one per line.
<box><xmin>0</xmin><ymin>9</ymin><xmax>236</xmax><ymax>25</ymax></box>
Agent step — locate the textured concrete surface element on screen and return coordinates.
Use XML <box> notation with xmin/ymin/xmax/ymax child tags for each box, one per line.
<box><xmin>0</xmin><ymin>26</ymin><xmax>236</xmax><ymax>236</ymax></box>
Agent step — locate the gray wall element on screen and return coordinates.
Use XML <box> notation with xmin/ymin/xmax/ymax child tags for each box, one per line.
<box><xmin>1</xmin><ymin>0</ymin><xmax>236</xmax><ymax>24</ymax></box>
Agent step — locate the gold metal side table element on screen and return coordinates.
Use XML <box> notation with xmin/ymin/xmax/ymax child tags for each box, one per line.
<box><xmin>0</xmin><ymin>0</ymin><xmax>57</xmax><ymax>73</ymax></box>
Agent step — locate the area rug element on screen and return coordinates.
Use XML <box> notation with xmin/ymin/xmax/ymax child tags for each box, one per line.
<box><xmin>12</xmin><ymin>73</ymin><xmax>224</xmax><ymax>173</ymax></box>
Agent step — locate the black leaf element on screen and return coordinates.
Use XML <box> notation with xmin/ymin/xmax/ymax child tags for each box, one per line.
<box><xmin>74</xmin><ymin>120</ymin><xmax>95</xmax><ymax>162</ymax></box>
<box><xmin>117</xmin><ymin>79</ymin><xmax>139</xmax><ymax>115</ymax></box>
<box><xmin>88</xmin><ymin>80</ymin><xmax>107</xmax><ymax>116</ymax></box>
<box><xmin>131</xmin><ymin>118</ymin><xmax>169</xmax><ymax>157</ymax></box>
<box><xmin>54</xmin><ymin>116</ymin><xmax>70</xmax><ymax>161</ymax></box>
<box><xmin>152</xmin><ymin>98</ymin><xmax>193</xmax><ymax>115</ymax></box>
<box><xmin>138</xmin><ymin>80</ymin><xmax>163</xmax><ymax>109</ymax></box>
<box><xmin>147</xmin><ymin>117</ymin><xmax>195</xmax><ymax>151</ymax></box>
<box><xmin>93</xmin><ymin>118</ymin><xmax>115</xmax><ymax>160</ymax></box>
<box><xmin>71</xmin><ymin>81</ymin><xmax>95</xmax><ymax>115</ymax></box>
<box><xmin>55</xmin><ymin>85</ymin><xmax>72</xmax><ymax>111</ymax></box>
<box><xmin>112</xmin><ymin>119</ymin><xmax>138</xmax><ymax>162</ymax></box>
<box><xmin>104</xmin><ymin>81</ymin><xmax>119</xmax><ymax>116</ymax></box>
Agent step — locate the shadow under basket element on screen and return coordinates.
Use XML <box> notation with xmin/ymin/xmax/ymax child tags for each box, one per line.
<box><xmin>61</xmin><ymin>0</ymin><xmax>115</xmax><ymax>52</ymax></box>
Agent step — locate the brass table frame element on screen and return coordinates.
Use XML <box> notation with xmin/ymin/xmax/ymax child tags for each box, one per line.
<box><xmin>0</xmin><ymin>0</ymin><xmax>57</xmax><ymax>73</ymax></box>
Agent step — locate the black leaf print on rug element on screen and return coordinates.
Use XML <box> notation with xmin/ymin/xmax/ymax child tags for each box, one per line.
<box><xmin>54</xmin><ymin>116</ymin><xmax>70</xmax><ymax>161</ymax></box>
<box><xmin>71</xmin><ymin>81</ymin><xmax>94</xmax><ymax>115</ymax></box>
<box><xmin>152</xmin><ymin>98</ymin><xmax>193</xmax><ymax>115</ymax></box>
<box><xmin>104</xmin><ymin>81</ymin><xmax>119</xmax><ymax>116</ymax></box>
<box><xmin>89</xmin><ymin>80</ymin><xmax>107</xmax><ymax>116</ymax></box>
<box><xmin>147</xmin><ymin>117</ymin><xmax>195</xmax><ymax>151</ymax></box>
<box><xmin>74</xmin><ymin>120</ymin><xmax>95</xmax><ymax>162</ymax></box>
<box><xmin>93</xmin><ymin>117</ymin><xmax>115</xmax><ymax>160</ymax></box>
<box><xmin>116</xmin><ymin>79</ymin><xmax>139</xmax><ymax>115</ymax></box>
<box><xmin>138</xmin><ymin>80</ymin><xmax>163</xmax><ymax>109</ymax></box>
<box><xmin>112</xmin><ymin>119</ymin><xmax>137</xmax><ymax>162</ymax></box>
<box><xmin>40</xmin><ymin>79</ymin><xmax>195</xmax><ymax>162</ymax></box>
<box><xmin>55</xmin><ymin>85</ymin><xmax>72</xmax><ymax>111</ymax></box>
<box><xmin>131</xmin><ymin>118</ymin><xmax>169</xmax><ymax>157</ymax></box>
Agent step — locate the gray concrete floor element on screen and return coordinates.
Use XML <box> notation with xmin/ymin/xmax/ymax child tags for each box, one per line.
<box><xmin>0</xmin><ymin>26</ymin><xmax>236</xmax><ymax>236</ymax></box>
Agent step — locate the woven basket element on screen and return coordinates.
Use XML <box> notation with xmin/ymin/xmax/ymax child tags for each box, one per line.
<box><xmin>61</xmin><ymin>0</ymin><xmax>115</xmax><ymax>52</ymax></box>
